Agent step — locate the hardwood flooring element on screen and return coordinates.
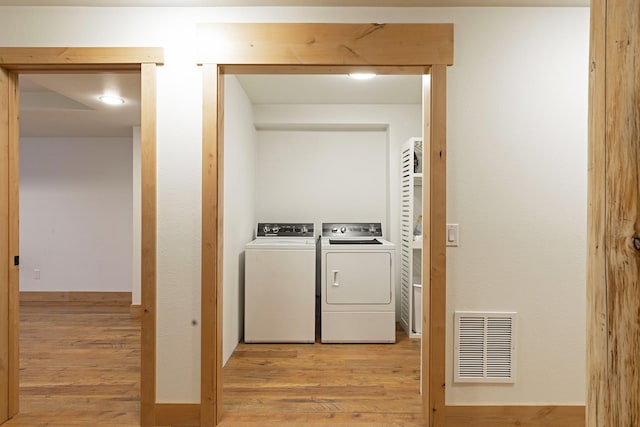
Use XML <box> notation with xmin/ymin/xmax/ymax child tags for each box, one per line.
<box><xmin>221</xmin><ymin>327</ymin><xmax>425</xmax><ymax>426</ymax></box>
<box><xmin>5</xmin><ymin>304</ymin><xmax>424</xmax><ymax>426</ymax></box>
<box><xmin>4</xmin><ymin>304</ymin><xmax>140</xmax><ymax>426</ymax></box>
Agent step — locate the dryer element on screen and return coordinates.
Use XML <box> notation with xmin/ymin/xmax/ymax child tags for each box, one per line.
<box><xmin>244</xmin><ymin>222</ymin><xmax>316</xmax><ymax>343</ymax></box>
<box><xmin>320</xmin><ymin>222</ymin><xmax>396</xmax><ymax>343</ymax></box>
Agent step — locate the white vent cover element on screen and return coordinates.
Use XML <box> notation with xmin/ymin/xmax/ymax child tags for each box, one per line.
<box><xmin>454</xmin><ymin>311</ymin><xmax>516</xmax><ymax>383</ymax></box>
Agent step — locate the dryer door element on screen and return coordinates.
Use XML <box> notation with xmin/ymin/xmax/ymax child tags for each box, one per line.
<box><xmin>325</xmin><ymin>252</ymin><xmax>391</xmax><ymax>304</ymax></box>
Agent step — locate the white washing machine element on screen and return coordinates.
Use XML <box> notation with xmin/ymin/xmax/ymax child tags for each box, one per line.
<box><xmin>244</xmin><ymin>223</ymin><xmax>316</xmax><ymax>343</ymax></box>
<box><xmin>320</xmin><ymin>222</ymin><xmax>396</xmax><ymax>343</ymax></box>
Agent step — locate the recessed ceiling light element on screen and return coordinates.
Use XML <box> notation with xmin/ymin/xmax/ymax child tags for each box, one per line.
<box><xmin>348</xmin><ymin>72</ymin><xmax>376</xmax><ymax>80</ymax></box>
<box><xmin>99</xmin><ymin>95</ymin><xmax>125</xmax><ymax>105</ymax></box>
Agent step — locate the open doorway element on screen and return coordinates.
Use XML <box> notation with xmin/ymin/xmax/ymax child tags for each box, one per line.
<box><xmin>198</xmin><ymin>23</ymin><xmax>452</xmax><ymax>426</ymax></box>
<box><xmin>220</xmin><ymin>72</ymin><xmax>424</xmax><ymax>419</ymax></box>
<box><xmin>0</xmin><ymin>47</ymin><xmax>161</xmax><ymax>427</ymax></box>
<box><xmin>11</xmin><ymin>72</ymin><xmax>141</xmax><ymax>424</ymax></box>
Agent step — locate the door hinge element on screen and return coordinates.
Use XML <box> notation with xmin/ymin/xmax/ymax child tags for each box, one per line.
<box><xmin>14</xmin><ymin>255</ymin><xmax>19</xmax><ymax>266</ymax></box>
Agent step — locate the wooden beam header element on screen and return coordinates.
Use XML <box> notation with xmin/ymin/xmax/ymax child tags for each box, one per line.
<box><xmin>197</xmin><ymin>23</ymin><xmax>453</xmax><ymax>67</ymax></box>
<box><xmin>0</xmin><ymin>47</ymin><xmax>164</xmax><ymax>71</ymax></box>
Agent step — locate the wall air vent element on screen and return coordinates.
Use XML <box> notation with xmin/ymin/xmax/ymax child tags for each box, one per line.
<box><xmin>454</xmin><ymin>311</ymin><xmax>516</xmax><ymax>383</ymax></box>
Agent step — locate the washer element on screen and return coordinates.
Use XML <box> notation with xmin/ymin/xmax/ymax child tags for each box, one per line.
<box><xmin>244</xmin><ymin>222</ymin><xmax>316</xmax><ymax>343</ymax></box>
<box><xmin>320</xmin><ymin>222</ymin><xmax>396</xmax><ymax>343</ymax></box>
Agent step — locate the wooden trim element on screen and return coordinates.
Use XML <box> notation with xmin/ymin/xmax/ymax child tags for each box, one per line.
<box><xmin>0</xmin><ymin>67</ymin><xmax>10</xmax><ymax>424</ymax></box>
<box><xmin>445</xmin><ymin>405</ymin><xmax>585</xmax><ymax>427</ymax></box>
<box><xmin>420</xmin><ymin>73</ymin><xmax>432</xmax><ymax>423</ymax></box>
<box><xmin>586</xmin><ymin>1</ymin><xmax>606</xmax><ymax>426</ymax></box>
<box><xmin>215</xmin><ymin>65</ymin><xmax>224</xmax><ymax>426</ymax></box>
<box><xmin>0</xmin><ymin>69</ymin><xmax>19</xmax><ymax>421</ymax></box>
<box><xmin>6</xmin><ymin>69</ymin><xmax>18</xmax><ymax>418</ymax></box>
<box><xmin>0</xmin><ymin>47</ymin><xmax>164</xmax><ymax>71</ymax></box>
<box><xmin>220</xmin><ymin>64</ymin><xmax>429</xmax><ymax>75</ymax></box>
<box><xmin>19</xmin><ymin>291</ymin><xmax>132</xmax><ymax>306</ymax></box>
<box><xmin>140</xmin><ymin>62</ymin><xmax>158</xmax><ymax>427</ymax></box>
<box><xmin>0</xmin><ymin>47</ymin><xmax>162</xmax><ymax>427</ymax></box>
<box><xmin>420</xmin><ymin>66</ymin><xmax>448</xmax><ymax>426</ymax></box>
<box><xmin>427</xmin><ymin>64</ymin><xmax>447</xmax><ymax>426</ymax></box>
<box><xmin>155</xmin><ymin>403</ymin><xmax>200</xmax><ymax>427</ymax></box>
<box><xmin>197</xmin><ymin>23</ymin><xmax>453</xmax><ymax>66</ymax></box>
<box><xmin>200</xmin><ymin>23</ymin><xmax>452</xmax><ymax>426</ymax></box>
<box><xmin>201</xmin><ymin>63</ymin><xmax>221</xmax><ymax>427</ymax></box>
<box><xmin>215</xmin><ymin>67</ymin><xmax>225</xmax><ymax>426</ymax></box>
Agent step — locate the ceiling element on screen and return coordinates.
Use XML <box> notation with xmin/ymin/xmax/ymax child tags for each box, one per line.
<box><xmin>236</xmin><ymin>74</ymin><xmax>422</xmax><ymax>105</ymax></box>
<box><xmin>20</xmin><ymin>73</ymin><xmax>142</xmax><ymax>138</ymax></box>
<box><xmin>19</xmin><ymin>73</ymin><xmax>422</xmax><ymax>137</ymax></box>
<box><xmin>0</xmin><ymin>0</ymin><xmax>590</xmax><ymax>6</ymax></box>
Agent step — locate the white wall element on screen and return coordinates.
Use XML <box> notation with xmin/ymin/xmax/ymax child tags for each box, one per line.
<box><xmin>19</xmin><ymin>137</ymin><xmax>133</xmax><ymax>294</ymax></box>
<box><xmin>255</xmin><ymin>129</ymin><xmax>388</xmax><ymax>227</ymax></box>
<box><xmin>444</xmin><ymin>9</ymin><xmax>588</xmax><ymax>404</ymax></box>
<box><xmin>0</xmin><ymin>6</ymin><xmax>589</xmax><ymax>405</ymax></box>
<box><xmin>254</xmin><ymin>104</ymin><xmax>422</xmax><ymax>245</ymax></box>
<box><xmin>222</xmin><ymin>75</ymin><xmax>257</xmax><ymax>365</ymax></box>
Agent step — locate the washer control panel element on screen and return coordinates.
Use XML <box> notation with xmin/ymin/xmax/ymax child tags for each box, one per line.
<box><xmin>256</xmin><ymin>222</ymin><xmax>314</xmax><ymax>237</ymax></box>
<box><xmin>322</xmin><ymin>222</ymin><xmax>383</xmax><ymax>238</ymax></box>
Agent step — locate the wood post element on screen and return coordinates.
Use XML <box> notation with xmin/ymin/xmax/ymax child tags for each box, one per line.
<box><xmin>201</xmin><ymin>63</ymin><xmax>223</xmax><ymax>427</ymax></box>
<box><xmin>0</xmin><ymin>67</ymin><xmax>9</xmax><ymax>426</ymax></box>
<box><xmin>587</xmin><ymin>1</ymin><xmax>640</xmax><ymax>425</ymax></box>
<box><xmin>140</xmin><ymin>62</ymin><xmax>158</xmax><ymax>427</ymax></box>
<box><xmin>423</xmin><ymin>64</ymin><xmax>447</xmax><ymax>427</ymax></box>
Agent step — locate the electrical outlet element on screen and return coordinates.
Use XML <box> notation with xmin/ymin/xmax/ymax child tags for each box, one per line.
<box><xmin>446</xmin><ymin>224</ymin><xmax>459</xmax><ymax>247</ymax></box>
<box><xmin>34</xmin><ymin>269</ymin><xmax>40</xmax><ymax>280</ymax></box>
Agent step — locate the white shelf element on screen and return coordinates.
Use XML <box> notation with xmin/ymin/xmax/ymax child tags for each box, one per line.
<box><xmin>400</xmin><ymin>137</ymin><xmax>423</xmax><ymax>340</ymax></box>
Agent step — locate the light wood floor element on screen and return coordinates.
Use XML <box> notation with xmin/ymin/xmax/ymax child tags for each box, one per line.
<box><xmin>221</xmin><ymin>328</ymin><xmax>425</xmax><ymax>426</ymax></box>
<box><xmin>5</xmin><ymin>304</ymin><xmax>424</xmax><ymax>426</ymax></box>
<box><xmin>4</xmin><ymin>304</ymin><xmax>140</xmax><ymax>427</ymax></box>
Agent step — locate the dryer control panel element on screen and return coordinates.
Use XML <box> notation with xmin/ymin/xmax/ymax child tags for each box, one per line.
<box><xmin>322</xmin><ymin>222</ymin><xmax>383</xmax><ymax>238</ymax></box>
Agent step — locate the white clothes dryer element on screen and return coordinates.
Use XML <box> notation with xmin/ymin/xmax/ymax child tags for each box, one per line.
<box><xmin>320</xmin><ymin>222</ymin><xmax>396</xmax><ymax>343</ymax></box>
<box><xmin>244</xmin><ymin>223</ymin><xmax>316</xmax><ymax>343</ymax></box>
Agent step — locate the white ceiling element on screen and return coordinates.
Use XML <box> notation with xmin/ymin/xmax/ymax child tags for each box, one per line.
<box><xmin>19</xmin><ymin>73</ymin><xmax>421</xmax><ymax>137</ymax></box>
<box><xmin>236</xmin><ymin>74</ymin><xmax>422</xmax><ymax>105</ymax></box>
<box><xmin>20</xmin><ymin>73</ymin><xmax>142</xmax><ymax>137</ymax></box>
<box><xmin>0</xmin><ymin>0</ymin><xmax>590</xmax><ymax>6</ymax></box>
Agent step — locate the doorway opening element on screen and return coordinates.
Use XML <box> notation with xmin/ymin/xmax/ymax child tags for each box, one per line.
<box><xmin>0</xmin><ymin>47</ymin><xmax>162</xmax><ymax>427</ymax></box>
<box><xmin>15</xmin><ymin>71</ymin><xmax>141</xmax><ymax>423</ymax></box>
<box><xmin>198</xmin><ymin>22</ymin><xmax>452</xmax><ymax>426</ymax></box>
<box><xmin>220</xmin><ymin>72</ymin><xmax>424</xmax><ymax>419</ymax></box>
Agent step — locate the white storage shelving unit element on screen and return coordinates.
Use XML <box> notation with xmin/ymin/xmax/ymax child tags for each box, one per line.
<box><xmin>400</xmin><ymin>137</ymin><xmax>423</xmax><ymax>338</ymax></box>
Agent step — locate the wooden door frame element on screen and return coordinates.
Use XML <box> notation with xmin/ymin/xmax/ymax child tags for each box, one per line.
<box><xmin>198</xmin><ymin>23</ymin><xmax>452</xmax><ymax>426</ymax></box>
<box><xmin>0</xmin><ymin>47</ymin><xmax>163</xmax><ymax>426</ymax></box>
